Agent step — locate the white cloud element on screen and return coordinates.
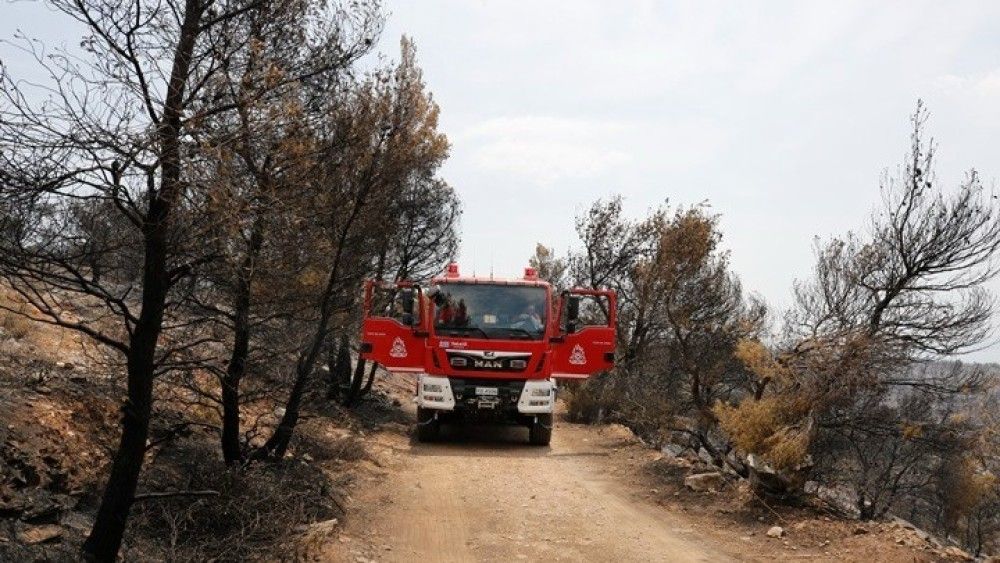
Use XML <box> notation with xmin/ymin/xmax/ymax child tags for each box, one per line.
<box><xmin>934</xmin><ymin>69</ymin><xmax>1000</xmax><ymax>98</ymax></box>
<box><xmin>459</xmin><ymin>116</ymin><xmax>632</xmax><ymax>185</ymax></box>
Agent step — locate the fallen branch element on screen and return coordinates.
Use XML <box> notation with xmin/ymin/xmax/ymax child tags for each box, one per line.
<box><xmin>133</xmin><ymin>490</ymin><xmax>220</xmax><ymax>502</ymax></box>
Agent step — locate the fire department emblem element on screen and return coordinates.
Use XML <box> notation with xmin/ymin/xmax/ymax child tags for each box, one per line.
<box><xmin>389</xmin><ymin>337</ymin><xmax>408</xmax><ymax>358</ymax></box>
<box><xmin>568</xmin><ymin>344</ymin><xmax>587</xmax><ymax>365</ymax></box>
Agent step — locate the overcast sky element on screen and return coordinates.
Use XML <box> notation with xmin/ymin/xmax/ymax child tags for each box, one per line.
<box><xmin>3</xmin><ymin>1</ymin><xmax>999</xmax><ymax>360</ymax></box>
<box><xmin>376</xmin><ymin>0</ymin><xmax>1000</xmax><ymax>361</ymax></box>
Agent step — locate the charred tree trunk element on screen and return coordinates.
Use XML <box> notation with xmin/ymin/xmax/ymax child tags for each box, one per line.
<box><xmin>80</xmin><ymin>3</ymin><xmax>202</xmax><ymax>560</ymax></box>
<box><xmin>343</xmin><ymin>245</ymin><xmax>386</xmax><ymax>407</ymax></box>
<box><xmin>257</xmin><ymin>358</ymin><xmax>312</xmax><ymax>459</ymax></box>
<box><xmin>221</xmin><ymin>225</ymin><xmax>262</xmax><ymax>465</ymax></box>
<box><xmin>326</xmin><ymin>336</ymin><xmax>340</xmax><ymax>400</ymax></box>
<box><xmin>342</xmin><ymin>357</ymin><xmax>367</xmax><ymax>407</ymax></box>
<box><xmin>328</xmin><ymin>334</ymin><xmax>351</xmax><ymax>400</ymax></box>
<box><xmin>360</xmin><ymin>362</ymin><xmax>377</xmax><ymax>396</ymax></box>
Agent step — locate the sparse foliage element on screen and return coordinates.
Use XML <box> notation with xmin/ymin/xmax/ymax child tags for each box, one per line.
<box><xmin>0</xmin><ymin>1</ymin><xmax>456</xmax><ymax>559</ymax></box>
<box><xmin>717</xmin><ymin>104</ymin><xmax>1000</xmax><ymax>545</ymax></box>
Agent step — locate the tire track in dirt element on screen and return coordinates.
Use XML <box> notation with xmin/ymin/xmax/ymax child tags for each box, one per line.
<box><xmin>329</xmin><ymin>420</ymin><xmax>734</xmax><ymax>562</ymax></box>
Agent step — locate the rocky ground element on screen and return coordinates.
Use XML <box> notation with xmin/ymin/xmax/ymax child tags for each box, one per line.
<box><xmin>308</xmin><ymin>372</ymin><xmax>985</xmax><ymax>562</ymax></box>
<box><xmin>0</xmin><ymin>292</ymin><xmax>400</xmax><ymax>561</ymax></box>
<box><xmin>0</xmin><ymin>300</ymin><xmax>990</xmax><ymax>561</ymax></box>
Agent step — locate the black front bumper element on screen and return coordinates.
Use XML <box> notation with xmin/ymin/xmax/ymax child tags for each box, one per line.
<box><xmin>444</xmin><ymin>378</ymin><xmax>530</xmax><ymax>424</ymax></box>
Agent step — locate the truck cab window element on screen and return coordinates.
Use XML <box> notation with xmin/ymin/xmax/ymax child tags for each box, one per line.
<box><xmin>432</xmin><ymin>284</ymin><xmax>547</xmax><ymax>340</ymax></box>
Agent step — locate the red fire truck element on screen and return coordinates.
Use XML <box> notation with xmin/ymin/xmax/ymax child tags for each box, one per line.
<box><xmin>360</xmin><ymin>263</ymin><xmax>616</xmax><ymax>445</ymax></box>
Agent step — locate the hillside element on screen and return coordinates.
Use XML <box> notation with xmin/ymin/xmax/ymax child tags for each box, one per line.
<box><xmin>0</xmin><ymin>307</ymin><xmax>983</xmax><ymax>561</ymax></box>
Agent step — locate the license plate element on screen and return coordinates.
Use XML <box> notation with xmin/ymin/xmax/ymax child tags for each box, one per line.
<box><xmin>475</xmin><ymin>387</ymin><xmax>498</xmax><ymax>396</ymax></box>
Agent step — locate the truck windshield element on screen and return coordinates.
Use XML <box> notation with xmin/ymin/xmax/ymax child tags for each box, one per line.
<box><xmin>432</xmin><ymin>283</ymin><xmax>547</xmax><ymax>340</ymax></box>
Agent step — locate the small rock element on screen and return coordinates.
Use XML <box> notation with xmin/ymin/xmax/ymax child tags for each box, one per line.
<box><xmin>274</xmin><ymin>406</ymin><xmax>286</xmax><ymax>417</ymax></box>
<box><xmin>767</xmin><ymin>526</ymin><xmax>785</xmax><ymax>538</ymax></box>
<box><xmin>853</xmin><ymin>526</ymin><xmax>869</xmax><ymax>535</ymax></box>
<box><xmin>943</xmin><ymin>546</ymin><xmax>973</xmax><ymax>561</ymax></box>
<box><xmin>308</xmin><ymin>518</ymin><xmax>338</xmax><ymax>535</ymax></box>
<box><xmin>17</xmin><ymin>524</ymin><xmax>62</xmax><ymax>545</ymax></box>
<box><xmin>684</xmin><ymin>472</ymin><xmax>724</xmax><ymax>492</ymax></box>
<box><xmin>56</xmin><ymin>361</ymin><xmax>74</xmax><ymax>370</ymax></box>
<box><xmin>302</xmin><ymin>453</ymin><xmax>314</xmax><ymax>462</ymax></box>
<box><xmin>890</xmin><ymin>516</ymin><xmax>916</xmax><ymax>531</ymax></box>
<box><xmin>662</xmin><ymin>444</ymin><xmax>685</xmax><ymax>457</ymax></box>
<box><xmin>22</xmin><ymin>500</ymin><xmax>63</xmax><ymax>524</ymax></box>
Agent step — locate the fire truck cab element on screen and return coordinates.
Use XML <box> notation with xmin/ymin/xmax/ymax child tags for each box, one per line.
<box><xmin>360</xmin><ymin>263</ymin><xmax>616</xmax><ymax>445</ymax></box>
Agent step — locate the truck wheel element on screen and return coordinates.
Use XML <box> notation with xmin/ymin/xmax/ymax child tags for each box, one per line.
<box><xmin>529</xmin><ymin>414</ymin><xmax>553</xmax><ymax>446</ymax></box>
<box><xmin>416</xmin><ymin>407</ymin><xmax>440</xmax><ymax>442</ymax></box>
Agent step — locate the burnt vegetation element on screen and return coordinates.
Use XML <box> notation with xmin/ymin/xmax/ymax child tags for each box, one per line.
<box><xmin>0</xmin><ymin>0</ymin><xmax>998</xmax><ymax>560</ymax></box>
<box><xmin>1</xmin><ymin>0</ymin><xmax>457</xmax><ymax>560</ymax></box>
<box><xmin>559</xmin><ymin>104</ymin><xmax>1000</xmax><ymax>556</ymax></box>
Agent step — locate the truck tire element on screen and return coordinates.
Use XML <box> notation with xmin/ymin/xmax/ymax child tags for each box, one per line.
<box><xmin>416</xmin><ymin>407</ymin><xmax>440</xmax><ymax>442</ymax></box>
<box><xmin>529</xmin><ymin>414</ymin><xmax>553</xmax><ymax>446</ymax></box>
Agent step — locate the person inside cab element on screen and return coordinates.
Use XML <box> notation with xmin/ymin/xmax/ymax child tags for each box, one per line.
<box><xmin>434</xmin><ymin>292</ymin><xmax>454</xmax><ymax>326</ymax></box>
<box><xmin>511</xmin><ymin>303</ymin><xmax>543</xmax><ymax>332</ymax></box>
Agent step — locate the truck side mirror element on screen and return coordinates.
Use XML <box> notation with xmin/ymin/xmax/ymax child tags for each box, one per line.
<box><xmin>566</xmin><ymin>295</ymin><xmax>580</xmax><ymax>334</ymax></box>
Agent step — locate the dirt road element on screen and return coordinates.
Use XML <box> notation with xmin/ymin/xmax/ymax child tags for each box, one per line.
<box><xmin>329</xmin><ymin>419</ymin><xmax>735</xmax><ymax>563</ymax></box>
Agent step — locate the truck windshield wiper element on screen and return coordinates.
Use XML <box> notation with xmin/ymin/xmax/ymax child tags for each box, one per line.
<box><xmin>441</xmin><ymin>326</ymin><xmax>490</xmax><ymax>339</ymax></box>
<box><xmin>500</xmin><ymin>327</ymin><xmax>536</xmax><ymax>339</ymax></box>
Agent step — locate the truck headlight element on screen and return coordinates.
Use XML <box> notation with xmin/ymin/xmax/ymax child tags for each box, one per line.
<box><xmin>423</xmin><ymin>383</ymin><xmax>443</xmax><ymax>393</ymax></box>
<box><xmin>530</xmin><ymin>387</ymin><xmax>551</xmax><ymax>397</ymax></box>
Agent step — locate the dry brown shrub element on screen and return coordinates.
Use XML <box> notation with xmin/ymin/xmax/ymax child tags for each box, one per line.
<box><xmin>562</xmin><ymin>378</ymin><xmax>621</xmax><ymax>424</ymax></box>
<box><xmin>125</xmin><ymin>443</ymin><xmax>341</xmax><ymax>562</ymax></box>
<box><xmin>714</xmin><ymin>395</ymin><xmax>812</xmax><ymax>471</ymax></box>
<box><xmin>294</xmin><ymin>427</ymin><xmax>367</xmax><ymax>462</ymax></box>
<box><xmin>0</xmin><ymin>291</ymin><xmax>33</xmax><ymax>339</ymax></box>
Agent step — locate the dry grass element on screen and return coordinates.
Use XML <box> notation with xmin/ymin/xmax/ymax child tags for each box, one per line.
<box><xmin>0</xmin><ymin>290</ymin><xmax>33</xmax><ymax>340</ymax></box>
<box><xmin>125</xmin><ymin>442</ymin><xmax>343</xmax><ymax>562</ymax></box>
<box><xmin>294</xmin><ymin>421</ymin><xmax>368</xmax><ymax>463</ymax></box>
<box><xmin>562</xmin><ymin>380</ymin><xmax>616</xmax><ymax>423</ymax></box>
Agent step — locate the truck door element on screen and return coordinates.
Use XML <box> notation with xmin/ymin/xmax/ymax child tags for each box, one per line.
<box><xmin>359</xmin><ymin>281</ymin><xmax>426</xmax><ymax>373</ymax></box>
<box><xmin>550</xmin><ymin>289</ymin><xmax>617</xmax><ymax>379</ymax></box>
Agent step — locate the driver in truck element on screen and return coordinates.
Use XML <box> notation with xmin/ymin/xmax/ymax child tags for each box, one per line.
<box><xmin>512</xmin><ymin>303</ymin><xmax>543</xmax><ymax>332</ymax></box>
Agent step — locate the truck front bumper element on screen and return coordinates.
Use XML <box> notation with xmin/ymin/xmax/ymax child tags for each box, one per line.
<box><xmin>415</xmin><ymin>375</ymin><xmax>556</xmax><ymax>415</ymax></box>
